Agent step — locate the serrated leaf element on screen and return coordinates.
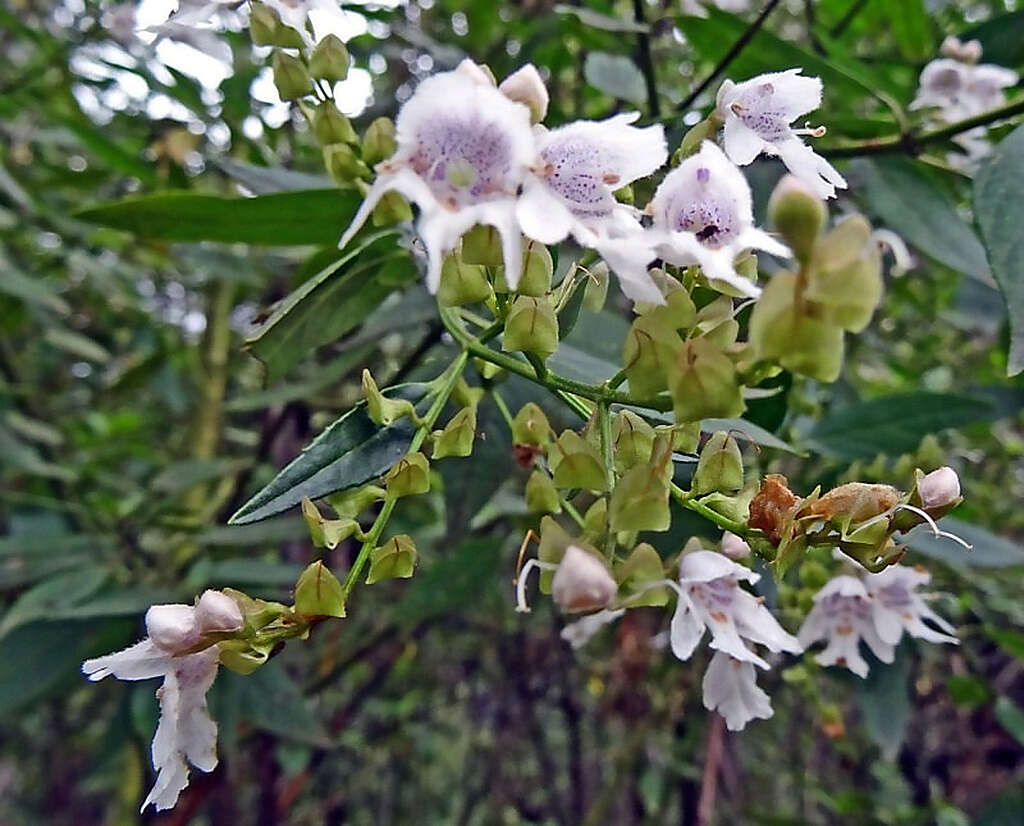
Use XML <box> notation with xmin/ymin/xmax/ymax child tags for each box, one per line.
<box><xmin>974</xmin><ymin>124</ymin><xmax>1024</xmax><ymax>375</ymax></box>
<box><xmin>75</xmin><ymin>189</ymin><xmax>361</xmax><ymax>245</ymax></box>
<box><xmin>229</xmin><ymin>385</ymin><xmax>429</xmax><ymax>525</ymax></box>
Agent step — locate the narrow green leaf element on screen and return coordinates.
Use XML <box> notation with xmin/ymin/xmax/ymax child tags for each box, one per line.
<box><xmin>974</xmin><ymin>124</ymin><xmax>1024</xmax><ymax>375</ymax></box>
<box><xmin>75</xmin><ymin>189</ymin><xmax>361</xmax><ymax>246</ymax></box>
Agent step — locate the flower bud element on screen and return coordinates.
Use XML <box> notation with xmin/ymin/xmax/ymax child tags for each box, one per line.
<box><xmin>512</xmin><ymin>402</ymin><xmax>551</xmax><ymax>446</ymax></box>
<box><xmin>551</xmin><ymin>545</ymin><xmax>618</xmax><ymax>613</ymax></box>
<box><xmin>312</xmin><ymin>101</ymin><xmax>358</xmax><ymax>145</ymax></box>
<box><xmin>917</xmin><ymin>466</ymin><xmax>961</xmax><ymax>510</ymax></box>
<box><xmin>525</xmin><ymin>470</ymin><xmax>562</xmax><ymax>514</ymax></box>
<box><xmin>366</xmin><ymin>534</ymin><xmax>417</xmax><ymax>584</ymax></box>
<box><xmin>499</xmin><ymin>63</ymin><xmax>549</xmax><ymax>123</ymax></box>
<box><xmin>431</xmin><ymin>406</ymin><xmax>477</xmax><ymax>458</ymax></box>
<box><xmin>384</xmin><ymin>451</ymin><xmax>431</xmax><ymax>498</ymax></box>
<box><xmin>249</xmin><ymin>3</ymin><xmax>305</xmax><ymax>48</ymax></box>
<box><xmin>692</xmin><ymin>431</ymin><xmax>743</xmax><ymax>495</ymax></box>
<box><xmin>323</xmin><ymin>142</ymin><xmax>369</xmax><ymax>184</ymax></box>
<box><xmin>272</xmin><ymin>50</ymin><xmax>313</xmax><ymax>101</ymax></box>
<box><xmin>668</xmin><ymin>338</ymin><xmax>745</xmax><ymax>422</ymax></box>
<box><xmin>308</xmin><ymin>34</ymin><xmax>349</xmax><ymax>83</ymax></box>
<box><xmin>294</xmin><ymin>560</ymin><xmax>347</xmax><ymax>617</ymax></box>
<box><xmin>362</xmin><ymin>117</ymin><xmax>397</xmax><ymax>166</ymax></box>
<box><xmin>146</xmin><ymin>604</ymin><xmax>198</xmax><ymax>652</ymax></box>
<box><xmin>460</xmin><ymin>224</ymin><xmax>504</xmax><ymax>267</ymax></box>
<box><xmin>455</xmin><ymin>58</ymin><xmax>496</xmax><ymax>86</ymax></box>
<box><xmin>195</xmin><ymin>590</ymin><xmax>244</xmax><ymax>634</ymax></box>
<box><xmin>438</xmin><ymin>252</ymin><xmax>492</xmax><ymax>307</ymax></box>
<box><xmin>549</xmin><ymin>430</ymin><xmax>609</xmax><ymax>492</ymax></box>
<box><xmin>503</xmin><ymin>296</ymin><xmax>559</xmax><ymax>358</ymax></box>
<box><xmin>676</xmin><ymin>114</ymin><xmax>720</xmax><ymax>162</ymax></box>
<box><xmin>583</xmin><ymin>261</ymin><xmax>609</xmax><ymax>312</ymax></box>
<box><xmin>768</xmin><ymin>175</ymin><xmax>826</xmax><ymax>265</ymax></box>
<box><xmin>720</xmin><ymin>531</ymin><xmax>751</xmax><ymax>560</ymax></box>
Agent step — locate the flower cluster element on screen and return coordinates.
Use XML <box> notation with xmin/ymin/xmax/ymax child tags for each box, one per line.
<box><xmin>912</xmin><ymin>36</ymin><xmax>1019</xmax><ymax>167</ymax></box>
<box><xmin>340</xmin><ymin>61</ymin><xmax>846</xmax><ymax>304</ymax></box>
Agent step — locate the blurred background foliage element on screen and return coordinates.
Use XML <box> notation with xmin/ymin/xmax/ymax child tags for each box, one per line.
<box><xmin>1</xmin><ymin>0</ymin><xmax>1023</xmax><ymax>824</ymax></box>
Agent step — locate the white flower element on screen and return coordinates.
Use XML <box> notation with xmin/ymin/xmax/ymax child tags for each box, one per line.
<box><xmin>516</xmin><ymin>113</ymin><xmax>667</xmax><ymax>303</ymax></box>
<box><xmin>499</xmin><ymin>64</ymin><xmax>549</xmax><ymax>123</ymax></box>
<box><xmin>863</xmin><ymin>564</ymin><xmax>958</xmax><ymax>648</ymax></box>
<box><xmin>797</xmin><ymin>575</ymin><xmax>894</xmax><ymax>677</ymax></box>
<box><xmin>716</xmin><ymin>69</ymin><xmax>847</xmax><ymax>199</ymax></box>
<box><xmin>82</xmin><ymin>601</ymin><xmax>226</xmax><ymax>812</ymax></box>
<box><xmin>647</xmin><ymin>141</ymin><xmax>789</xmax><ymax>297</ymax></box>
<box><xmin>917</xmin><ymin>466</ymin><xmax>961</xmax><ymax>510</ymax></box>
<box><xmin>195</xmin><ymin>589</ymin><xmax>244</xmax><ymax>633</ymax></box>
<box><xmin>551</xmin><ymin>545</ymin><xmax>619</xmax><ymax>613</ymax></box>
<box><xmin>702</xmin><ymin>650</ymin><xmax>773</xmax><ymax>731</ymax></box>
<box><xmin>669</xmin><ymin>550</ymin><xmax>801</xmax><ymax>667</ymax></box>
<box><xmin>560</xmin><ymin>608</ymin><xmax>626</xmax><ymax>649</ymax></box>
<box><xmin>339</xmin><ymin>69</ymin><xmax>535</xmax><ymax>292</ymax></box>
<box><xmin>940</xmin><ymin>36</ymin><xmax>982</xmax><ymax>64</ymax></box>
<box><xmin>912</xmin><ymin>47</ymin><xmax>1017</xmax><ymax>125</ymax></box>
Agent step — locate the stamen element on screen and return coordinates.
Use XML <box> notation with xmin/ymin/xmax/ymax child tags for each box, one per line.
<box><xmin>873</xmin><ymin>229</ymin><xmax>915</xmax><ymax>275</ymax></box>
<box><xmin>793</xmin><ymin>123</ymin><xmax>827</xmax><ymax>139</ymax></box>
<box><xmin>894</xmin><ymin>504</ymin><xmax>973</xmax><ymax>552</ymax></box>
<box><xmin>729</xmin><ymin>101</ymin><xmax>744</xmax><ymax>115</ymax></box>
<box><xmin>514</xmin><ymin>559</ymin><xmax>559</xmax><ymax>613</ymax></box>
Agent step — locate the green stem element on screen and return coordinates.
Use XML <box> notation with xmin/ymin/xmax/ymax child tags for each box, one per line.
<box><xmin>820</xmin><ymin>96</ymin><xmax>1024</xmax><ymax>158</ymax></box>
<box><xmin>670</xmin><ymin>483</ymin><xmax>773</xmax><ymax>560</ymax></box>
<box><xmin>342</xmin><ymin>350</ymin><xmax>469</xmax><ymax>597</ymax></box>
<box><xmin>598</xmin><ymin>401</ymin><xmax>614</xmax><ymax>490</ymax></box>
<box><xmin>439</xmin><ymin>308</ymin><xmax>671</xmax><ymax>412</ymax></box>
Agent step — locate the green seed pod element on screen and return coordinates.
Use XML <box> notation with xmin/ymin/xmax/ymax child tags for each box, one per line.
<box><xmin>323</xmin><ymin>142</ymin><xmax>369</xmax><ymax>184</ymax></box>
<box><xmin>615</xmin><ymin>543</ymin><xmax>668</xmax><ymax>607</ymax></box>
<box><xmin>294</xmin><ymin>560</ymin><xmax>347</xmax><ymax>617</ymax></box>
<box><xmin>366</xmin><ymin>535</ymin><xmax>417</xmax><ymax>584</ymax></box>
<box><xmin>362</xmin><ymin>117</ymin><xmax>397</xmax><ymax>166</ymax></box>
<box><xmin>549</xmin><ymin>430</ymin><xmax>609</xmax><ymax>492</ymax></box>
<box><xmin>608</xmin><ymin>463</ymin><xmax>671</xmax><ymax>532</ymax></box>
<box><xmin>384</xmin><ymin>452</ymin><xmax>431</xmax><ymax>498</ymax></box>
<box><xmin>362</xmin><ymin>370</ymin><xmax>417</xmax><ymax>426</ymax></box>
<box><xmin>692</xmin><ymin>431</ymin><xmax>743</xmax><ymax>495</ymax></box>
<box><xmin>582</xmin><ymin>498</ymin><xmax>608</xmax><ymax>542</ymax></box>
<box><xmin>327</xmin><ymin>484</ymin><xmax>386</xmax><ymax>519</ymax></box>
<box><xmin>495</xmin><ymin>240</ymin><xmax>552</xmax><ymax>296</ymax></box>
<box><xmin>641</xmin><ymin>283</ymin><xmax>697</xmax><ymax>332</ymax></box>
<box><xmin>805</xmin><ymin>215</ymin><xmax>882</xmax><ymax>333</ymax></box>
<box><xmin>431</xmin><ymin>406</ymin><xmax>477</xmax><ymax>458</ymax></box>
<box><xmin>512</xmin><ymin>402</ymin><xmax>550</xmax><ymax>446</ymax></box>
<box><xmin>768</xmin><ymin>175</ymin><xmax>826</xmax><ymax>266</ymax></box>
<box><xmin>525</xmin><ymin>470</ymin><xmax>562</xmax><ymax>514</ymax></box>
<box><xmin>312</xmin><ymin>100</ymin><xmax>358</xmax><ymax>145</ymax></box>
<box><xmin>371</xmin><ymin>190</ymin><xmax>414</xmax><ymax>227</ymax></box>
<box><xmin>655</xmin><ymin>421</ymin><xmax>701</xmax><ymax>454</ymax></box>
<box><xmin>301</xmin><ymin>498</ymin><xmax>360</xmax><ymax>549</ymax></box>
<box><xmin>437</xmin><ymin>252</ymin><xmax>492</xmax><ymax>307</ymax></box>
<box><xmin>453</xmin><ymin>378</ymin><xmax>485</xmax><ymax>410</ymax></box>
<box><xmin>583</xmin><ymin>261</ymin><xmax>610</xmax><ymax>312</ymax></box>
<box><xmin>249</xmin><ymin>3</ymin><xmax>305</xmax><ymax>48</ymax></box>
<box><xmin>612</xmin><ymin>410</ymin><xmax>655</xmax><ymax>473</ymax></box>
<box><xmin>622</xmin><ymin>314</ymin><xmax>681</xmax><ymax>398</ymax></box>
<box><xmin>308</xmin><ymin>34</ymin><xmax>349</xmax><ymax>83</ymax></box>
<box><xmin>272</xmin><ymin>50</ymin><xmax>313</xmax><ymax>100</ymax></box>
<box><xmin>676</xmin><ymin>114</ymin><xmax>720</xmax><ymax>162</ymax></box>
<box><xmin>668</xmin><ymin>337</ymin><xmax>745</xmax><ymax>422</ymax></box>
<box><xmin>503</xmin><ymin>296</ymin><xmax>559</xmax><ymax>358</ymax></box>
<box><xmin>749</xmin><ymin>272</ymin><xmax>845</xmax><ymax>383</ymax></box>
<box><xmin>460</xmin><ymin>224</ymin><xmax>504</xmax><ymax>267</ymax></box>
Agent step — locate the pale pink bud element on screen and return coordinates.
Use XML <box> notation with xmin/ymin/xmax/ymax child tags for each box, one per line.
<box><xmin>455</xmin><ymin>58</ymin><xmax>496</xmax><ymax>86</ymax></box>
<box><xmin>918</xmin><ymin>466</ymin><xmax>961</xmax><ymax>510</ymax></box>
<box><xmin>195</xmin><ymin>590</ymin><xmax>244</xmax><ymax>634</ymax></box>
<box><xmin>499</xmin><ymin>64</ymin><xmax>549</xmax><ymax>124</ymax></box>
<box><xmin>145</xmin><ymin>604</ymin><xmax>198</xmax><ymax>652</ymax></box>
<box><xmin>551</xmin><ymin>545</ymin><xmax>618</xmax><ymax>613</ymax></box>
<box><xmin>720</xmin><ymin>532</ymin><xmax>751</xmax><ymax>560</ymax></box>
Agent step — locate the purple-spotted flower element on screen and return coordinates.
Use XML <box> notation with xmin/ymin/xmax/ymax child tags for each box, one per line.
<box><xmin>82</xmin><ymin>592</ymin><xmax>243</xmax><ymax>812</ymax></box>
<box><xmin>716</xmin><ymin>69</ymin><xmax>846</xmax><ymax>199</ymax></box>
<box><xmin>669</xmin><ymin>550</ymin><xmax>801</xmax><ymax>730</ymax></box>
<box><xmin>339</xmin><ymin>68</ymin><xmax>536</xmax><ymax>291</ymax></box>
<box><xmin>647</xmin><ymin>141</ymin><xmax>790</xmax><ymax>297</ymax></box>
<box><xmin>517</xmin><ymin>113</ymin><xmax>668</xmax><ymax>303</ymax></box>
<box><xmin>864</xmin><ymin>564</ymin><xmax>958</xmax><ymax>649</ymax></box>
